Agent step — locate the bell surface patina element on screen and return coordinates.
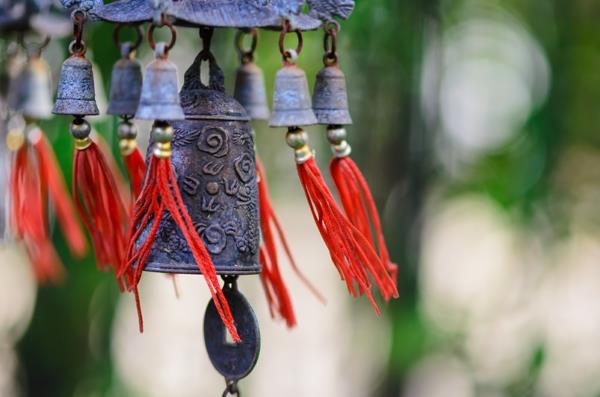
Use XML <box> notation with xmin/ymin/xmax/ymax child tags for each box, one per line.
<box><xmin>107</xmin><ymin>45</ymin><xmax>143</xmax><ymax>117</ymax></box>
<box><xmin>312</xmin><ymin>65</ymin><xmax>353</xmax><ymax>126</ymax></box>
<box><xmin>270</xmin><ymin>63</ymin><xmax>317</xmax><ymax>127</ymax></box>
<box><xmin>9</xmin><ymin>56</ymin><xmax>53</xmax><ymax>120</ymax></box>
<box><xmin>53</xmin><ymin>54</ymin><xmax>99</xmax><ymax>116</ymax></box>
<box><xmin>140</xmin><ymin>52</ymin><xmax>260</xmax><ymax>275</ymax></box>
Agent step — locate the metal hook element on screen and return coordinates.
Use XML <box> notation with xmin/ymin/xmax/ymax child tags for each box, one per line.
<box><xmin>147</xmin><ymin>20</ymin><xmax>176</xmax><ymax>55</ymax></box>
<box><xmin>235</xmin><ymin>29</ymin><xmax>257</xmax><ymax>64</ymax></box>
<box><xmin>279</xmin><ymin>20</ymin><xmax>303</xmax><ymax>64</ymax></box>
<box><xmin>113</xmin><ymin>24</ymin><xmax>143</xmax><ymax>56</ymax></box>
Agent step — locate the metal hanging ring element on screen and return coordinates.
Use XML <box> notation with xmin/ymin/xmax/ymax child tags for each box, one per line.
<box><xmin>113</xmin><ymin>24</ymin><xmax>143</xmax><ymax>54</ymax></box>
<box><xmin>279</xmin><ymin>20</ymin><xmax>303</xmax><ymax>63</ymax></box>
<box><xmin>147</xmin><ymin>19</ymin><xmax>177</xmax><ymax>54</ymax></box>
<box><xmin>323</xmin><ymin>21</ymin><xmax>339</xmax><ymax>66</ymax></box>
<box><xmin>235</xmin><ymin>28</ymin><xmax>257</xmax><ymax>64</ymax></box>
<box><xmin>70</xmin><ymin>9</ymin><xmax>87</xmax><ymax>55</ymax></box>
<box><xmin>69</xmin><ymin>39</ymin><xmax>86</xmax><ymax>56</ymax></box>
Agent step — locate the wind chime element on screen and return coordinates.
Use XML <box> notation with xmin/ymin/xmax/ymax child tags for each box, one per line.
<box><xmin>48</xmin><ymin>0</ymin><xmax>397</xmax><ymax>394</ymax></box>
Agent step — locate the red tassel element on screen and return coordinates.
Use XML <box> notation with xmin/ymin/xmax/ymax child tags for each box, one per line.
<box><xmin>330</xmin><ymin>156</ymin><xmax>398</xmax><ymax>289</ymax></box>
<box><xmin>95</xmin><ymin>133</ymin><xmax>131</xmax><ymax>207</ymax></box>
<box><xmin>257</xmin><ymin>158</ymin><xmax>324</xmax><ymax>327</ymax></box>
<box><xmin>123</xmin><ymin>146</ymin><xmax>146</xmax><ymax>198</ymax></box>
<box><xmin>30</xmin><ymin>132</ymin><xmax>87</xmax><ymax>258</ymax></box>
<box><xmin>296</xmin><ymin>157</ymin><xmax>398</xmax><ymax>309</ymax></box>
<box><xmin>122</xmin><ymin>156</ymin><xmax>240</xmax><ymax>342</ymax></box>
<box><xmin>10</xmin><ymin>144</ymin><xmax>64</xmax><ymax>282</ymax></box>
<box><xmin>72</xmin><ymin>140</ymin><xmax>128</xmax><ymax>275</ymax></box>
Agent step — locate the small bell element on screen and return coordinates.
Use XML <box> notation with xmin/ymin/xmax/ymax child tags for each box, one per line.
<box><xmin>269</xmin><ymin>53</ymin><xmax>317</xmax><ymax>127</ymax></box>
<box><xmin>233</xmin><ymin>29</ymin><xmax>269</xmax><ymax>121</ymax></box>
<box><xmin>135</xmin><ymin>42</ymin><xmax>184</xmax><ymax>121</ymax></box>
<box><xmin>234</xmin><ymin>62</ymin><xmax>270</xmax><ymax>121</ymax></box>
<box><xmin>312</xmin><ymin>65</ymin><xmax>352</xmax><ymax>126</ymax></box>
<box><xmin>52</xmin><ymin>53</ymin><xmax>99</xmax><ymax>116</ymax></box>
<box><xmin>10</xmin><ymin>54</ymin><xmax>53</xmax><ymax>120</ymax></box>
<box><xmin>107</xmin><ymin>43</ymin><xmax>143</xmax><ymax>117</ymax></box>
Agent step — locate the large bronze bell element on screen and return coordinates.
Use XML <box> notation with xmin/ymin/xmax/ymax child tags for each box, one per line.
<box><xmin>140</xmin><ymin>52</ymin><xmax>260</xmax><ymax>275</ymax></box>
<box><xmin>269</xmin><ymin>63</ymin><xmax>317</xmax><ymax>127</ymax></box>
<box><xmin>9</xmin><ymin>55</ymin><xmax>53</xmax><ymax>120</ymax></box>
<box><xmin>312</xmin><ymin>65</ymin><xmax>352</xmax><ymax>126</ymax></box>
<box><xmin>53</xmin><ymin>54</ymin><xmax>99</xmax><ymax>116</ymax></box>
<box><xmin>107</xmin><ymin>43</ymin><xmax>143</xmax><ymax>117</ymax></box>
<box><xmin>135</xmin><ymin>43</ymin><xmax>184</xmax><ymax>121</ymax></box>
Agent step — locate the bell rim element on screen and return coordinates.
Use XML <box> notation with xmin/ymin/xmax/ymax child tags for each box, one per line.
<box><xmin>269</xmin><ymin>109</ymin><xmax>318</xmax><ymax>127</ymax></box>
<box><xmin>313</xmin><ymin>109</ymin><xmax>353</xmax><ymax>126</ymax></box>
<box><xmin>52</xmin><ymin>99</ymin><xmax>99</xmax><ymax>116</ymax></box>
<box><xmin>142</xmin><ymin>262</ymin><xmax>262</xmax><ymax>275</ymax></box>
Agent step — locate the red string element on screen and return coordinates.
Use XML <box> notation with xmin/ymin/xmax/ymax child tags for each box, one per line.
<box><xmin>122</xmin><ymin>156</ymin><xmax>240</xmax><ymax>342</ymax></box>
<box><xmin>296</xmin><ymin>158</ymin><xmax>398</xmax><ymax>310</ymax></box>
<box><xmin>123</xmin><ymin>146</ymin><xmax>146</xmax><ymax>199</ymax></box>
<box><xmin>72</xmin><ymin>141</ymin><xmax>128</xmax><ymax>279</ymax></box>
<box><xmin>256</xmin><ymin>158</ymin><xmax>324</xmax><ymax>327</ymax></box>
<box><xmin>31</xmin><ymin>133</ymin><xmax>88</xmax><ymax>258</ymax></box>
<box><xmin>331</xmin><ymin>156</ymin><xmax>398</xmax><ymax>291</ymax></box>
<box><xmin>10</xmin><ymin>145</ymin><xmax>64</xmax><ymax>282</ymax></box>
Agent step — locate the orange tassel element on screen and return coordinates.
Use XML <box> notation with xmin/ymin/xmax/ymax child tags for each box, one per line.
<box><xmin>122</xmin><ymin>152</ymin><xmax>239</xmax><ymax>342</ymax></box>
<box><xmin>72</xmin><ymin>137</ymin><xmax>128</xmax><ymax>276</ymax></box>
<box><xmin>330</xmin><ymin>156</ymin><xmax>398</xmax><ymax>288</ymax></box>
<box><xmin>257</xmin><ymin>158</ymin><xmax>324</xmax><ymax>327</ymax></box>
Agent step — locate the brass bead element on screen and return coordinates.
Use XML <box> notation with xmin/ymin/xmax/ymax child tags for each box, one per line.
<box><xmin>74</xmin><ymin>137</ymin><xmax>93</xmax><ymax>150</ymax></box>
<box><xmin>151</xmin><ymin>122</ymin><xmax>174</xmax><ymax>144</ymax></box>
<box><xmin>286</xmin><ymin>127</ymin><xmax>313</xmax><ymax>164</ymax></box>
<box><xmin>326</xmin><ymin>126</ymin><xmax>351</xmax><ymax>158</ymax></box>
<box><xmin>285</xmin><ymin>127</ymin><xmax>308</xmax><ymax>150</ymax></box>
<box><xmin>326</xmin><ymin>126</ymin><xmax>347</xmax><ymax>145</ymax></box>
<box><xmin>119</xmin><ymin>138</ymin><xmax>138</xmax><ymax>156</ymax></box>
<box><xmin>153</xmin><ymin>141</ymin><xmax>172</xmax><ymax>159</ymax></box>
<box><xmin>6</xmin><ymin>129</ymin><xmax>25</xmax><ymax>151</ymax></box>
<box><xmin>70</xmin><ymin>118</ymin><xmax>91</xmax><ymax>140</ymax></box>
<box><xmin>118</xmin><ymin>121</ymin><xmax>138</xmax><ymax>140</ymax></box>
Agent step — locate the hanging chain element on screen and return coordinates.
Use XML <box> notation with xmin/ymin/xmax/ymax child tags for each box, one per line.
<box><xmin>222</xmin><ymin>380</ymin><xmax>241</xmax><ymax>397</ymax></box>
<box><xmin>69</xmin><ymin>9</ymin><xmax>87</xmax><ymax>55</ymax></box>
<box><xmin>235</xmin><ymin>28</ymin><xmax>257</xmax><ymax>64</ymax></box>
<box><xmin>279</xmin><ymin>19</ymin><xmax>303</xmax><ymax>64</ymax></box>
<box><xmin>323</xmin><ymin>20</ymin><xmax>340</xmax><ymax>66</ymax></box>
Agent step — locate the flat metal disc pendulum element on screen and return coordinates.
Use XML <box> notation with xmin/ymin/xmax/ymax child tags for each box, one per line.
<box><xmin>204</xmin><ymin>278</ymin><xmax>260</xmax><ymax>386</ymax></box>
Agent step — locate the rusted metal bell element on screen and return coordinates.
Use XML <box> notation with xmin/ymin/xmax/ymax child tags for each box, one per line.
<box><xmin>9</xmin><ymin>56</ymin><xmax>53</xmax><ymax>120</ymax></box>
<box><xmin>141</xmin><ymin>52</ymin><xmax>260</xmax><ymax>275</ymax></box>
<box><xmin>52</xmin><ymin>54</ymin><xmax>99</xmax><ymax>116</ymax></box>
<box><xmin>107</xmin><ymin>44</ymin><xmax>143</xmax><ymax>117</ymax></box>
<box><xmin>135</xmin><ymin>44</ymin><xmax>184</xmax><ymax>121</ymax></box>
<box><xmin>269</xmin><ymin>63</ymin><xmax>317</xmax><ymax>127</ymax></box>
<box><xmin>233</xmin><ymin>62</ymin><xmax>269</xmax><ymax>121</ymax></box>
<box><xmin>312</xmin><ymin>65</ymin><xmax>353</xmax><ymax>126</ymax></box>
